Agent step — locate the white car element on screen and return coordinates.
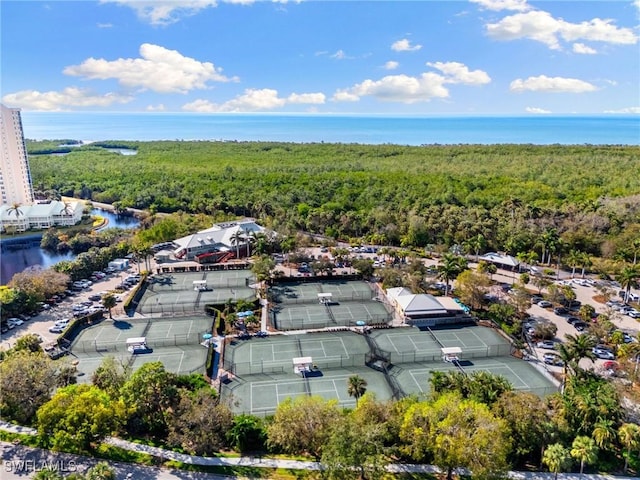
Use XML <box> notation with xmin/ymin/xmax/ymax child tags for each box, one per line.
<box><xmin>536</xmin><ymin>340</ymin><xmax>556</xmax><ymax>349</ymax></box>
<box><xmin>592</xmin><ymin>347</ymin><xmax>615</xmax><ymax>360</ymax></box>
<box><xmin>8</xmin><ymin>317</ymin><xmax>24</xmax><ymax>326</ymax></box>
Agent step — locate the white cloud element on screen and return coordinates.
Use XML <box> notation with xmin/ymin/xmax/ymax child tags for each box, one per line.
<box><xmin>330</xmin><ymin>50</ymin><xmax>349</xmax><ymax>60</ymax></box>
<box><xmin>182</xmin><ymin>88</ymin><xmax>324</xmax><ymax>112</ymax></box>
<box><xmin>64</xmin><ymin>43</ymin><xmax>238</xmax><ymax>94</ymax></box>
<box><xmin>146</xmin><ymin>104</ymin><xmax>166</xmax><ymax>111</ymax></box>
<box><xmin>333</xmin><ymin>73</ymin><xmax>449</xmax><ymax>104</ymax></box>
<box><xmin>101</xmin><ymin>0</ymin><xmax>220</xmax><ymax>25</ymax></box>
<box><xmin>1</xmin><ymin>87</ymin><xmax>133</xmax><ymax>111</ymax></box>
<box><xmin>97</xmin><ymin>23</ymin><xmax>113</xmax><ymax>28</ymax></box>
<box><xmin>391</xmin><ymin>38</ymin><xmax>422</xmax><ymax>52</ymax></box>
<box><xmin>510</xmin><ymin>75</ymin><xmax>597</xmax><ymax>93</ymax></box>
<box><xmin>486</xmin><ymin>10</ymin><xmax>638</xmax><ymax>49</ymax></box>
<box><xmin>470</xmin><ymin>0</ymin><xmax>530</xmax><ymax>12</ymax></box>
<box><xmin>572</xmin><ymin>43</ymin><xmax>597</xmax><ymax>54</ymax></box>
<box><xmin>525</xmin><ymin>106</ymin><xmax>551</xmax><ymax>114</ymax></box>
<box><xmin>604</xmin><ymin>106</ymin><xmax>640</xmax><ymax>114</ymax></box>
<box><xmin>427</xmin><ymin>62</ymin><xmax>491</xmax><ymax>85</ymax></box>
<box><xmin>287</xmin><ymin>92</ymin><xmax>325</xmax><ymax>104</ymax></box>
<box><xmin>333</xmin><ymin>61</ymin><xmax>490</xmax><ymax>104</ymax></box>
<box><xmin>383</xmin><ymin>61</ymin><xmax>399</xmax><ymax>70</ymax></box>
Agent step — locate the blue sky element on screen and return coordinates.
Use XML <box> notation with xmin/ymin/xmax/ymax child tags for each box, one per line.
<box><xmin>1</xmin><ymin>0</ymin><xmax>639</xmax><ymax>114</ymax></box>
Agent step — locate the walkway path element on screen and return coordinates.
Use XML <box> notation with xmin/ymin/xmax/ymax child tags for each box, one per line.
<box><xmin>1</xmin><ymin>421</ymin><xmax>637</xmax><ymax>479</ymax></box>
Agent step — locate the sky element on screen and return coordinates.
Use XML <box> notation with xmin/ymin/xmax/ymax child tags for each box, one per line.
<box><xmin>1</xmin><ymin>0</ymin><xmax>639</xmax><ymax>115</ymax></box>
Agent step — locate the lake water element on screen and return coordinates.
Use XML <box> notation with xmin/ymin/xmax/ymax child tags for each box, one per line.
<box><xmin>0</xmin><ymin>208</ymin><xmax>140</xmax><ymax>285</ymax></box>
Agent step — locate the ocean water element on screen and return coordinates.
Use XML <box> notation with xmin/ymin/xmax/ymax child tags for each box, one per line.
<box><xmin>20</xmin><ymin>112</ymin><xmax>640</xmax><ymax>146</ymax></box>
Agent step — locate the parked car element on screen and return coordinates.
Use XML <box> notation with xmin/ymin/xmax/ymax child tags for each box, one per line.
<box><xmin>574</xmin><ymin>322</ymin><xmax>588</xmax><ymax>332</ymax></box>
<box><xmin>536</xmin><ymin>340</ymin><xmax>556</xmax><ymax>350</ymax></box>
<box><xmin>566</xmin><ymin>316</ymin><xmax>581</xmax><ymax>325</ymax></box>
<box><xmin>543</xmin><ymin>353</ymin><xmax>563</xmax><ymax>366</ymax></box>
<box><xmin>553</xmin><ymin>307</ymin><xmax>569</xmax><ymax>315</ymax></box>
<box><xmin>592</xmin><ymin>347</ymin><xmax>615</xmax><ymax>360</ymax></box>
<box><xmin>538</xmin><ymin>300</ymin><xmax>553</xmax><ymax>308</ymax></box>
<box><xmin>530</xmin><ymin>296</ymin><xmax>544</xmax><ymax>304</ymax></box>
<box><xmin>49</xmin><ymin>325</ymin><xmax>64</xmax><ymax>334</ymax></box>
<box><xmin>7</xmin><ymin>317</ymin><xmax>24</xmax><ymax>326</ymax></box>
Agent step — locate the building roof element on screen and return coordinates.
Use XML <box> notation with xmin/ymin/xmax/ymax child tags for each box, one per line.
<box><xmin>478</xmin><ymin>252</ymin><xmax>519</xmax><ymax>267</ymax></box>
<box><xmin>173</xmin><ymin>219</ymin><xmax>266</xmax><ymax>252</ymax></box>
<box><xmin>396</xmin><ymin>293</ymin><xmax>448</xmax><ymax>316</ymax></box>
<box><xmin>385</xmin><ymin>287</ymin><xmax>413</xmax><ymax>300</ymax></box>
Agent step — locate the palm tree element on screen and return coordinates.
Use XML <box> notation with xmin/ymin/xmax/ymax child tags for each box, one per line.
<box><xmin>102</xmin><ymin>293</ymin><xmax>117</xmax><ymax>319</ymax></box>
<box><xmin>592</xmin><ymin>418</ymin><xmax>617</xmax><ymax>451</ymax></box>
<box><xmin>468</xmin><ymin>233</ymin><xmax>486</xmax><ymax>262</ymax></box>
<box><xmin>564</xmin><ymin>333</ymin><xmax>597</xmax><ymax>365</ymax></box>
<box><xmin>437</xmin><ymin>253</ymin><xmax>466</xmax><ymax>296</ymax></box>
<box><xmin>617</xmin><ymin>265</ymin><xmax>639</xmax><ymax>304</ymax></box>
<box><xmin>347</xmin><ymin>375</ymin><xmax>367</xmax><ymax>405</ymax></box>
<box><xmin>618</xmin><ymin>423</ymin><xmax>640</xmax><ymax>473</ymax></box>
<box><xmin>542</xmin><ymin>443</ymin><xmax>570</xmax><ymax>480</ymax></box>
<box><xmin>579</xmin><ymin>252</ymin><xmax>593</xmax><ymax>278</ymax></box>
<box><xmin>540</xmin><ymin>228</ymin><xmax>559</xmax><ymax>265</ymax></box>
<box><xmin>6</xmin><ymin>202</ymin><xmax>23</xmax><ymax>218</ymax></box>
<box><xmin>230</xmin><ymin>230</ymin><xmax>245</xmax><ymax>259</ymax></box>
<box><xmin>570</xmin><ymin>435</ymin><xmax>598</xmax><ymax>474</ymax></box>
<box><xmin>566</xmin><ymin>250</ymin><xmax>582</xmax><ymax>278</ymax></box>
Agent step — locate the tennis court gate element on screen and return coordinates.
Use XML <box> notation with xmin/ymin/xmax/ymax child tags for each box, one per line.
<box><xmin>363</xmin><ymin>331</ymin><xmax>405</xmax><ymax>400</ymax></box>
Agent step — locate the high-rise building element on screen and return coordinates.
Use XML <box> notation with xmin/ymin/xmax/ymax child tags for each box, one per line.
<box><xmin>1</xmin><ymin>103</ymin><xmax>34</xmax><ymax>206</ymax></box>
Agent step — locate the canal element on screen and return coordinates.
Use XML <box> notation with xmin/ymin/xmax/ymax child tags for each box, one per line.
<box><xmin>1</xmin><ymin>209</ymin><xmax>140</xmax><ymax>285</ymax></box>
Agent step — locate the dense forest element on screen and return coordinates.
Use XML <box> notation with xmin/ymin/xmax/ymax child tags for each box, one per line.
<box><xmin>28</xmin><ymin>141</ymin><xmax>640</xmax><ymax>262</ymax></box>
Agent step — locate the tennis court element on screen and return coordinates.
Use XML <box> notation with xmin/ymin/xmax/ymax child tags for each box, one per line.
<box><xmin>222</xmin><ymin>366</ymin><xmax>391</xmax><ymax>415</ymax></box>
<box><xmin>138</xmin><ymin>270</ymin><xmax>257</xmax><ymax>314</ymax></box>
<box><xmin>223</xmin><ymin>331</ymin><xmax>371</xmax><ymax>376</ymax></box>
<box><xmin>269</xmin><ymin>280</ymin><xmax>392</xmax><ymax>330</ymax></box>
<box><xmin>370</xmin><ymin>324</ymin><xmax>511</xmax><ymax>364</ymax></box>
<box><xmin>71</xmin><ymin>316</ymin><xmax>213</xmax><ymax>353</ymax></box>
<box><xmin>72</xmin><ymin>343</ymin><xmax>209</xmax><ymax>383</ymax></box>
<box><xmin>270</xmin><ymin>280</ymin><xmax>373</xmax><ymax>306</ymax></box>
<box><xmin>394</xmin><ymin>356</ymin><xmax>557</xmax><ymax>398</ymax></box>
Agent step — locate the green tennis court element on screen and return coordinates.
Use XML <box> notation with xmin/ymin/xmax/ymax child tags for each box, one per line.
<box><xmin>71</xmin><ymin>316</ymin><xmax>213</xmax><ymax>353</ymax></box>
<box><xmin>223</xmin><ymin>331</ymin><xmax>371</xmax><ymax>376</ymax></box>
<box><xmin>370</xmin><ymin>325</ymin><xmax>511</xmax><ymax>364</ymax></box>
<box><xmin>270</xmin><ymin>280</ymin><xmax>374</xmax><ymax>306</ymax></box>
<box><xmin>395</xmin><ymin>356</ymin><xmax>557</xmax><ymax>398</ymax></box>
<box><xmin>221</xmin><ymin>365</ymin><xmax>391</xmax><ymax>415</ymax></box>
<box><xmin>72</xmin><ymin>343</ymin><xmax>209</xmax><ymax>383</ymax></box>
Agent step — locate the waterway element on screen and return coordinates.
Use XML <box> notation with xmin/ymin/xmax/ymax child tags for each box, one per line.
<box><xmin>1</xmin><ymin>209</ymin><xmax>140</xmax><ymax>285</ymax></box>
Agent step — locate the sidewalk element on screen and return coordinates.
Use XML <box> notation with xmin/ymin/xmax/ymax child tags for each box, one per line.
<box><xmin>1</xmin><ymin>421</ymin><xmax>637</xmax><ymax>479</ymax></box>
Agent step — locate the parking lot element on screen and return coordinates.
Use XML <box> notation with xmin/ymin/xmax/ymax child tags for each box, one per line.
<box><xmin>1</xmin><ymin>267</ymin><xmax>140</xmax><ymax>350</ymax></box>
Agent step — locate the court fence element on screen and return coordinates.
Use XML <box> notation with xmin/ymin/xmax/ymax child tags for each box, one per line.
<box><xmin>223</xmin><ymin>353</ymin><xmax>369</xmax><ymax>376</ymax></box>
<box><xmin>148</xmin><ymin>277</ymin><xmax>252</xmax><ymax>291</ymax></box>
<box><xmin>273</xmin><ymin>290</ymin><xmax>375</xmax><ymax>305</ymax></box>
<box><xmin>72</xmin><ymin>330</ymin><xmax>208</xmax><ymax>354</ymax></box>
<box><xmin>271</xmin><ymin>311</ymin><xmax>391</xmax><ymax>331</ymax></box>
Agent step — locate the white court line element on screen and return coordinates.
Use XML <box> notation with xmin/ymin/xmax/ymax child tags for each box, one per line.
<box><xmin>320</xmin><ymin>341</ymin><xmax>328</xmax><ymax>357</ymax></box>
<box><xmin>337</xmin><ymin>337</ymin><xmax>348</xmax><ymax>356</ymax></box>
<box><xmin>165</xmin><ymin>323</ymin><xmax>173</xmax><ymax>338</ymax></box>
<box><xmin>386</xmin><ymin>335</ymin><xmax>403</xmax><ymax>354</ymax></box>
<box><xmin>409</xmin><ymin>371</ymin><xmax>426</xmax><ymax>393</ymax></box>
<box><xmin>186</xmin><ymin>320</ymin><xmax>193</xmax><ymax>337</ymax></box>
<box><xmin>271</xmin><ymin>343</ymin><xmax>276</xmax><ymax>362</ymax></box>
<box><xmin>177</xmin><ymin>351</ymin><xmax>185</xmax><ymax>373</ymax></box>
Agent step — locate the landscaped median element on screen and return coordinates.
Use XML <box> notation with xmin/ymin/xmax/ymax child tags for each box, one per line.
<box><xmin>1</xmin><ymin>421</ymin><xmax>638</xmax><ymax>479</ymax></box>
